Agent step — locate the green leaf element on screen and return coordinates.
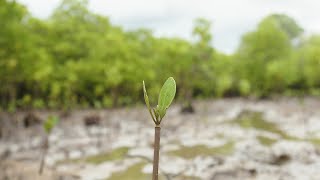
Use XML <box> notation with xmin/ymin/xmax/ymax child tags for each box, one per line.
<box><xmin>156</xmin><ymin>105</ymin><xmax>166</xmax><ymax>120</ymax></box>
<box><xmin>143</xmin><ymin>81</ymin><xmax>150</xmax><ymax>108</ymax></box>
<box><xmin>143</xmin><ymin>81</ymin><xmax>156</xmax><ymax>123</ymax></box>
<box><xmin>153</xmin><ymin>107</ymin><xmax>160</xmax><ymax>123</ymax></box>
<box><xmin>43</xmin><ymin>116</ymin><xmax>59</xmax><ymax>134</ymax></box>
<box><xmin>157</xmin><ymin>77</ymin><xmax>176</xmax><ymax>119</ymax></box>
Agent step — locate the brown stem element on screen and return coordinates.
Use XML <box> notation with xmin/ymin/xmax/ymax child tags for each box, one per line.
<box><xmin>39</xmin><ymin>136</ymin><xmax>49</xmax><ymax>175</ymax></box>
<box><xmin>152</xmin><ymin>126</ymin><xmax>161</xmax><ymax>180</ymax></box>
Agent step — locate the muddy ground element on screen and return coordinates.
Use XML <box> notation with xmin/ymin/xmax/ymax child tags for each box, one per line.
<box><xmin>1</xmin><ymin>98</ymin><xmax>320</xmax><ymax>180</ymax></box>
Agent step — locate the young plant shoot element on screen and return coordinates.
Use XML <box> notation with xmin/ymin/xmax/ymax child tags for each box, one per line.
<box><xmin>143</xmin><ymin>77</ymin><xmax>176</xmax><ymax>180</ymax></box>
<box><xmin>39</xmin><ymin>116</ymin><xmax>59</xmax><ymax>175</ymax></box>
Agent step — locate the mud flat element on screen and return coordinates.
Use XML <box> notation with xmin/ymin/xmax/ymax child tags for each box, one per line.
<box><xmin>1</xmin><ymin>97</ymin><xmax>320</xmax><ymax>180</ymax></box>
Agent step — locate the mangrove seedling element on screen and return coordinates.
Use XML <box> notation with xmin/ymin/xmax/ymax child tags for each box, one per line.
<box><xmin>143</xmin><ymin>77</ymin><xmax>176</xmax><ymax>180</ymax></box>
<box><xmin>39</xmin><ymin>116</ymin><xmax>59</xmax><ymax>175</ymax></box>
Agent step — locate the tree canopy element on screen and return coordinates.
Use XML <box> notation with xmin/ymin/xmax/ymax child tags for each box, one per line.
<box><xmin>0</xmin><ymin>0</ymin><xmax>319</xmax><ymax>110</ymax></box>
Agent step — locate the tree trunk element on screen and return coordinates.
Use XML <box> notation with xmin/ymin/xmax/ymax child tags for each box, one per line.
<box><xmin>111</xmin><ymin>87</ymin><xmax>119</xmax><ymax>107</ymax></box>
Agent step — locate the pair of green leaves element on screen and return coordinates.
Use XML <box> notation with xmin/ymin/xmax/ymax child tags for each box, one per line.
<box><xmin>143</xmin><ymin>77</ymin><xmax>176</xmax><ymax>125</ymax></box>
<box><xmin>43</xmin><ymin>116</ymin><xmax>59</xmax><ymax>134</ymax></box>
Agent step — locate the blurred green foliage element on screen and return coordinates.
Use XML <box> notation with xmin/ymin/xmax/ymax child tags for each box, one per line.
<box><xmin>0</xmin><ymin>0</ymin><xmax>319</xmax><ymax>110</ymax></box>
<box><xmin>43</xmin><ymin>116</ymin><xmax>59</xmax><ymax>133</ymax></box>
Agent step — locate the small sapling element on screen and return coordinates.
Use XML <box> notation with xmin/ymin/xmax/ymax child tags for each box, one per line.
<box><xmin>143</xmin><ymin>77</ymin><xmax>176</xmax><ymax>180</ymax></box>
<box><xmin>39</xmin><ymin>116</ymin><xmax>59</xmax><ymax>175</ymax></box>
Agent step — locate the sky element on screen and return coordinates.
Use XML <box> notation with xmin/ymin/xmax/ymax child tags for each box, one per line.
<box><xmin>18</xmin><ymin>0</ymin><xmax>320</xmax><ymax>54</ymax></box>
